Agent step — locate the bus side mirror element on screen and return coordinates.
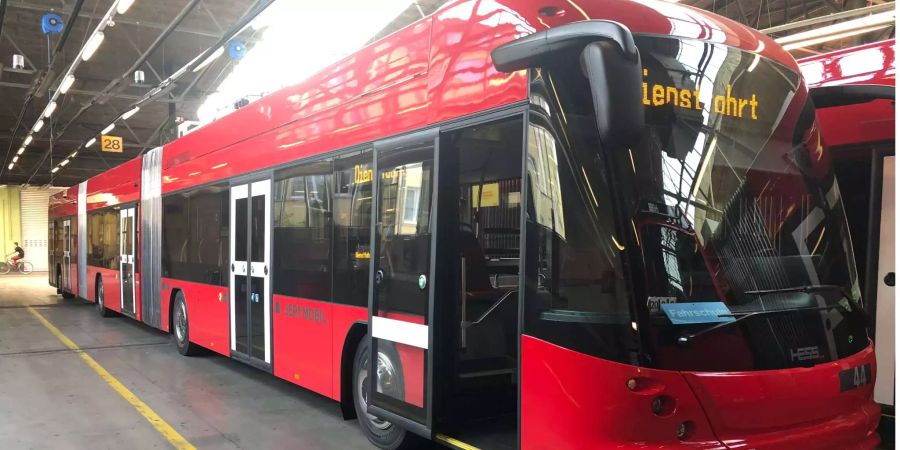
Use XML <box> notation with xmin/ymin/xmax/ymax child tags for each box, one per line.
<box><xmin>580</xmin><ymin>41</ymin><xmax>644</xmax><ymax>148</ymax></box>
<box><xmin>491</xmin><ymin>20</ymin><xmax>644</xmax><ymax>147</ymax></box>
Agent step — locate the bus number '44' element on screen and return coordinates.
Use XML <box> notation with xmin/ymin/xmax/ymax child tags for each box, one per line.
<box><xmin>838</xmin><ymin>364</ymin><xmax>872</xmax><ymax>392</ymax></box>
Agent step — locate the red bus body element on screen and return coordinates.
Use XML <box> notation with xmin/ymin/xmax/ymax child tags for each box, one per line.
<box><xmin>49</xmin><ymin>1</ymin><xmax>881</xmax><ymax>448</ymax></box>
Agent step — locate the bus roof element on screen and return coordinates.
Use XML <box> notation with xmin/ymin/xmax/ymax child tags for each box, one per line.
<box><xmin>799</xmin><ymin>39</ymin><xmax>896</xmax><ymax>87</ymax></box>
<box><xmin>75</xmin><ymin>0</ymin><xmax>796</xmax><ymax>201</ymax></box>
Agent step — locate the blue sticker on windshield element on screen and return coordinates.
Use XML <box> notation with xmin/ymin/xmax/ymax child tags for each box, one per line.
<box><xmin>661</xmin><ymin>302</ymin><xmax>736</xmax><ymax>325</ymax></box>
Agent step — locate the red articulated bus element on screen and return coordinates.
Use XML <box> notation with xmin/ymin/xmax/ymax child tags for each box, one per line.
<box><xmin>49</xmin><ymin>0</ymin><xmax>881</xmax><ymax>448</ymax></box>
<box><xmin>799</xmin><ymin>39</ymin><xmax>895</xmax><ymax>439</ymax></box>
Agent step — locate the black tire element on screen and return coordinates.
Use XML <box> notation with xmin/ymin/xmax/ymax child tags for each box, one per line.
<box><xmin>352</xmin><ymin>335</ymin><xmax>422</xmax><ymax>450</ymax></box>
<box><xmin>173</xmin><ymin>291</ymin><xmax>201</xmax><ymax>356</ymax></box>
<box><xmin>96</xmin><ymin>279</ymin><xmax>113</xmax><ymax>317</ymax></box>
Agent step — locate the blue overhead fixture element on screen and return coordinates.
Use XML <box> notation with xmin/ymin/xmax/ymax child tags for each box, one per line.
<box><xmin>41</xmin><ymin>13</ymin><xmax>64</xmax><ymax>35</ymax></box>
<box><xmin>228</xmin><ymin>41</ymin><xmax>247</xmax><ymax>60</ymax></box>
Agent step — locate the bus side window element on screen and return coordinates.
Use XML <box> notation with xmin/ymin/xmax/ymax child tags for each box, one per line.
<box><xmin>332</xmin><ymin>150</ymin><xmax>373</xmax><ymax>308</ymax></box>
<box><xmin>273</xmin><ymin>160</ymin><xmax>334</xmax><ymax>301</ymax></box>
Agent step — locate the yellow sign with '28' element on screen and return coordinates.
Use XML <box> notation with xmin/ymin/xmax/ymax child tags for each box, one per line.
<box><xmin>101</xmin><ymin>135</ymin><xmax>123</xmax><ymax>153</ymax></box>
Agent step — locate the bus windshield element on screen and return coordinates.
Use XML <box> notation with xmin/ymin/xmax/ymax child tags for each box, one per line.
<box><xmin>619</xmin><ymin>36</ymin><xmax>869</xmax><ymax>371</ymax></box>
<box><xmin>524</xmin><ymin>34</ymin><xmax>868</xmax><ymax>372</ymax></box>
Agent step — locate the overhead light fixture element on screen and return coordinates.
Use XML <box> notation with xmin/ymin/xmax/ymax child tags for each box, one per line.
<box><xmin>33</xmin><ymin>120</ymin><xmax>45</xmax><ymax>133</ymax></box>
<box><xmin>193</xmin><ymin>47</ymin><xmax>225</xmax><ymax>73</ymax></box>
<box><xmin>70</xmin><ymin>151</ymin><xmax>78</xmax><ymax>158</ymax></box>
<box><xmin>60</xmin><ymin>159</ymin><xmax>70</xmax><ymax>167</ymax></box>
<box><xmin>12</xmin><ymin>54</ymin><xmax>24</xmax><ymax>70</ymax></box>
<box><xmin>59</xmin><ymin>75</ymin><xmax>76</xmax><ymax>94</ymax></box>
<box><xmin>17</xmin><ymin>147</ymin><xmax>25</xmax><ymax>155</ymax></box>
<box><xmin>44</xmin><ymin>101</ymin><xmax>57</xmax><ymax>118</ymax></box>
<box><xmin>101</xmin><ymin>123</ymin><xmax>115</xmax><ymax>134</ymax></box>
<box><xmin>121</xmin><ymin>106</ymin><xmax>140</xmax><ymax>120</ymax></box>
<box><xmin>23</xmin><ymin>136</ymin><xmax>33</xmax><ymax>146</ymax></box>
<box><xmin>116</xmin><ymin>0</ymin><xmax>136</xmax><ymax>14</ymax></box>
<box><xmin>8</xmin><ymin>163</ymin><xmax>14</xmax><ymax>170</ymax></box>
<box><xmin>776</xmin><ymin>11</ymin><xmax>894</xmax><ymax>47</ymax></box>
<box><xmin>781</xmin><ymin>25</ymin><xmax>892</xmax><ymax>50</ymax></box>
<box><xmin>12</xmin><ymin>156</ymin><xmax>18</xmax><ymax>163</ymax></box>
<box><xmin>81</xmin><ymin>32</ymin><xmax>105</xmax><ymax>61</ymax></box>
<box><xmin>86</xmin><ymin>138</ymin><xmax>97</xmax><ymax>147</ymax></box>
<box><xmin>51</xmin><ymin>167</ymin><xmax>59</xmax><ymax>173</ymax></box>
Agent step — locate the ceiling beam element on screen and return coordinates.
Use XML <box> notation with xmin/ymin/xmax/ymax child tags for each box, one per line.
<box><xmin>761</xmin><ymin>2</ymin><xmax>894</xmax><ymax>34</ymax></box>
<box><xmin>4</xmin><ymin>1</ymin><xmax>248</xmax><ymax>41</ymax></box>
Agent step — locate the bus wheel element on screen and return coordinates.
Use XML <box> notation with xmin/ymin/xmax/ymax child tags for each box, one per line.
<box><xmin>96</xmin><ymin>279</ymin><xmax>113</xmax><ymax>317</ymax></box>
<box><xmin>173</xmin><ymin>291</ymin><xmax>200</xmax><ymax>356</ymax></box>
<box><xmin>352</xmin><ymin>336</ymin><xmax>421</xmax><ymax>450</ymax></box>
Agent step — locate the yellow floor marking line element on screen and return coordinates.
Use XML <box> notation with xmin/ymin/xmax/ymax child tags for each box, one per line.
<box><xmin>435</xmin><ymin>433</ymin><xmax>482</xmax><ymax>450</ymax></box>
<box><xmin>27</xmin><ymin>306</ymin><xmax>196</xmax><ymax>450</ymax></box>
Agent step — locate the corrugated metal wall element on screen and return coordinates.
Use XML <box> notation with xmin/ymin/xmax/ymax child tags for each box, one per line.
<box><xmin>20</xmin><ymin>187</ymin><xmax>64</xmax><ymax>271</ymax></box>
<box><xmin>0</xmin><ymin>186</ymin><xmax>22</xmax><ymax>253</ymax></box>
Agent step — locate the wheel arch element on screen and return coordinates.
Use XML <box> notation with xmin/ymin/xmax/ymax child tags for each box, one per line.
<box><xmin>167</xmin><ymin>288</ymin><xmax>183</xmax><ymax>335</ymax></box>
<box><xmin>94</xmin><ymin>273</ymin><xmax>103</xmax><ymax>302</ymax></box>
<box><xmin>340</xmin><ymin>321</ymin><xmax>368</xmax><ymax>420</ymax></box>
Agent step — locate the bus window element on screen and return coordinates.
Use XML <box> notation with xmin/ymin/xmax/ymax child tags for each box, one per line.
<box><xmin>522</xmin><ymin>71</ymin><xmax>634</xmax><ymax>364</ymax></box>
<box><xmin>161</xmin><ymin>185</ymin><xmax>230</xmax><ymax>286</ymax></box>
<box><xmin>332</xmin><ymin>149</ymin><xmax>373</xmax><ymax>308</ymax></box>
<box><xmin>273</xmin><ymin>160</ymin><xmax>333</xmax><ymax>301</ymax></box>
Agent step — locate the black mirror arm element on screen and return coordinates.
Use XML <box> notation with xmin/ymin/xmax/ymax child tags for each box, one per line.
<box><xmin>491</xmin><ymin>20</ymin><xmax>638</xmax><ymax>72</ymax></box>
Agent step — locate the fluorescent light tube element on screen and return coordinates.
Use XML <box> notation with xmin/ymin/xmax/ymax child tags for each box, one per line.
<box><xmin>121</xmin><ymin>106</ymin><xmax>140</xmax><ymax>120</ymax></box>
<box><xmin>193</xmin><ymin>47</ymin><xmax>225</xmax><ymax>73</ymax></box>
<box><xmin>59</xmin><ymin>75</ymin><xmax>75</xmax><ymax>94</ymax></box>
<box><xmin>44</xmin><ymin>101</ymin><xmax>57</xmax><ymax>118</ymax></box>
<box><xmin>116</xmin><ymin>0</ymin><xmax>136</xmax><ymax>14</ymax></box>
<box><xmin>82</xmin><ymin>32</ymin><xmax>105</xmax><ymax>61</ymax></box>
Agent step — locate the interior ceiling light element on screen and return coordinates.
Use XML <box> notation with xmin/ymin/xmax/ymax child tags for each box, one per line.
<box><xmin>81</xmin><ymin>32</ymin><xmax>105</xmax><ymax>61</ymax></box>
<box><xmin>116</xmin><ymin>0</ymin><xmax>136</xmax><ymax>14</ymax></box>
<box><xmin>23</xmin><ymin>136</ymin><xmax>33</xmax><ymax>146</ymax></box>
<box><xmin>775</xmin><ymin>11</ymin><xmax>894</xmax><ymax>45</ymax></box>
<box><xmin>12</xmin><ymin>156</ymin><xmax>18</xmax><ymax>163</ymax></box>
<box><xmin>60</xmin><ymin>159</ymin><xmax>70</xmax><ymax>166</ymax></box>
<box><xmin>44</xmin><ymin>101</ymin><xmax>57</xmax><ymax>118</ymax></box>
<box><xmin>121</xmin><ymin>106</ymin><xmax>140</xmax><ymax>120</ymax></box>
<box><xmin>8</xmin><ymin>163</ymin><xmax>14</xmax><ymax>170</ymax></box>
<box><xmin>70</xmin><ymin>151</ymin><xmax>78</xmax><ymax>158</ymax></box>
<box><xmin>59</xmin><ymin>75</ymin><xmax>75</xmax><ymax>94</ymax></box>
<box><xmin>101</xmin><ymin>123</ymin><xmax>115</xmax><ymax>134</ymax></box>
<box><xmin>86</xmin><ymin>137</ymin><xmax>97</xmax><ymax>147</ymax></box>
<box><xmin>51</xmin><ymin>167</ymin><xmax>59</xmax><ymax>173</ymax></box>
<box><xmin>17</xmin><ymin>147</ymin><xmax>25</xmax><ymax>155</ymax></box>
<box><xmin>32</xmin><ymin>120</ymin><xmax>45</xmax><ymax>133</ymax></box>
<box><xmin>193</xmin><ymin>47</ymin><xmax>225</xmax><ymax>73</ymax></box>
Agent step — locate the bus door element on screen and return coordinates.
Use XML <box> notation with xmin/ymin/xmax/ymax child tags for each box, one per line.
<box><xmin>119</xmin><ymin>207</ymin><xmax>136</xmax><ymax>316</ymax></box>
<box><xmin>62</xmin><ymin>218</ymin><xmax>72</xmax><ymax>291</ymax></box>
<box><xmin>368</xmin><ymin>130</ymin><xmax>438</xmax><ymax>436</ymax></box>
<box><xmin>230</xmin><ymin>180</ymin><xmax>272</xmax><ymax>366</ymax></box>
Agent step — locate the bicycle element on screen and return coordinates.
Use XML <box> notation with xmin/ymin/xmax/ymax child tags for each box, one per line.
<box><xmin>0</xmin><ymin>258</ymin><xmax>33</xmax><ymax>275</ymax></box>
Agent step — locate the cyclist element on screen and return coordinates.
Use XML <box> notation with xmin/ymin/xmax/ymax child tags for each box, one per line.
<box><xmin>8</xmin><ymin>242</ymin><xmax>24</xmax><ymax>265</ymax></box>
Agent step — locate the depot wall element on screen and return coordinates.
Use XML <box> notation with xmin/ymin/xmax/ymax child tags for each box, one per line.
<box><xmin>0</xmin><ymin>186</ymin><xmax>22</xmax><ymax>250</ymax></box>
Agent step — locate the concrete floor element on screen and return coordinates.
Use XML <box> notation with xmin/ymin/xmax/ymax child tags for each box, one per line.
<box><xmin>0</xmin><ymin>273</ymin><xmax>378</xmax><ymax>450</ymax></box>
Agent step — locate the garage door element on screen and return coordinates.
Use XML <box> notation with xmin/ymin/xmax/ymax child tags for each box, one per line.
<box><xmin>20</xmin><ymin>188</ymin><xmax>63</xmax><ymax>272</ymax></box>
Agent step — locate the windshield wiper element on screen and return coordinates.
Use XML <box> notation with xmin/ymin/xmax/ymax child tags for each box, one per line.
<box><xmin>676</xmin><ymin>304</ymin><xmax>837</xmax><ymax>346</ymax></box>
<box><xmin>744</xmin><ymin>284</ymin><xmax>850</xmax><ymax>297</ymax></box>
